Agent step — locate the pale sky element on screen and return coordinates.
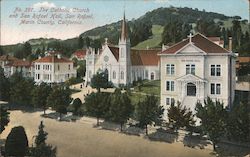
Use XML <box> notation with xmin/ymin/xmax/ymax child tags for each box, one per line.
<box><xmin>0</xmin><ymin>0</ymin><xmax>249</xmax><ymax>45</ymax></box>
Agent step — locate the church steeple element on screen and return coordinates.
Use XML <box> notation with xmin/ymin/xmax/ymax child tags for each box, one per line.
<box><xmin>120</xmin><ymin>11</ymin><xmax>128</xmax><ymax>41</ymax></box>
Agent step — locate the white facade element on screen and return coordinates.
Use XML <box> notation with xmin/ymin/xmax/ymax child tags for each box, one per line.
<box><xmin>85</xmin><ymin>14</ymin><xmax>160</xmax><ymax>87</ymax></box>
<box><xmin>0</xmin><ymin>55</ymin><xmax>32</xmax><ymax>78</ymax></box>
<box><xmin>159</xmin><ymin>33</ymin><xmax>236</xmax><ymax>118</ymax></box>
<box><xmin>33</xmin><ymin>54</ymin><xmax>76</xmax><ymax>83</ymax></box>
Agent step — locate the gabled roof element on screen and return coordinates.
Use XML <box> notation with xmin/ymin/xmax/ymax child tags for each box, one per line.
<box><xmin>34</xmin><ymin>55</ymin><xmax>73</xmax><ymax>63</ymax></box>
<box><xmin>0</xmin><ymin>55</ymin><xmax>31</xmax><ymax>67</ymax></box>
<box><xmin>11</xmin><ymin>60</ymin><xmax>31</xmax><ymax>67</ymax></box>
<box><xmin>161</xmin><ymin>33</ymin><xmax>230</xmax><ymax>54</ymax></box>
<box><xmin>131</xmin><ymin>49</ymin><xmax>160</xmax><ymax>66</ymax></box>
<box><xmin>73</xmin><ymin>49</ymin><xmax>87</xmax><ymax>59</ymax></box>
<box><xmin>0</xmin><ymin>55</ymin><xmax>18</xmax><ymax>61</ymax></box>
<box><xmin>108</xmin><ymin>46</ymin><xmax>119</xmax><ymax>61</ymax></box>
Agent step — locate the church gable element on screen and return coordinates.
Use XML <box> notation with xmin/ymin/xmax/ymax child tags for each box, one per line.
<box><xmin>98</xmin><ymin>46</ymin><xmax>119</xmax><ymax>65</ymax></box>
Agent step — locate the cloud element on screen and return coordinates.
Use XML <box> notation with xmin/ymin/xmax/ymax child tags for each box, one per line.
<box><xmin>33</xmin><ymin>1</ymin><xmax>56</xmax><ymax>9</ymax></box>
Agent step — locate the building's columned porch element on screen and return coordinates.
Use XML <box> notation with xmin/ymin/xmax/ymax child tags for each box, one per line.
<box><xmin>176</xmin><ymin>74</ymin><xmax>207</xmax><ymax>105</ymax></box>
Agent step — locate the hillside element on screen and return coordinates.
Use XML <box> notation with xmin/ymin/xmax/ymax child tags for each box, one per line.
<box><xmin>1</xmin><ymin>7</ymin><xmax>249</xmax><ymax>56</ymax></box>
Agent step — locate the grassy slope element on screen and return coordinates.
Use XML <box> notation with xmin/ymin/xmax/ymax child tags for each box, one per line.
<box><xmin>133</xmin><ymin>25</ymin><xmax>164</xmax><ymax>49</ymax></box>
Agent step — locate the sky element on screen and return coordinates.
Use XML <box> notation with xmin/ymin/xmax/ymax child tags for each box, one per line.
<box><xmin>0</xmin><ymin>0</ymin><xmax>249</xmax><ymax>45</ymax></box>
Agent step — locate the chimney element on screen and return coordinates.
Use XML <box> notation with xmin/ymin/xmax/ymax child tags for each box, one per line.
<box><xmin>57</xmin><ymin>54</ymin><xmax>61</xmax><ymax>59</ymax></box>
<box><xmin>229</xmin><ymin>37</ymin><xmax>232</xmax><ymax>52</ymax></box>
<box><xmin>38</xmin><ymin>55</ymin><xmax>41</xmax><ymax>59</ymax></box>
<box><xmin>162</xmin><ymin>44</ymin><xmax>166</xmax><ymax>51</ymax></box>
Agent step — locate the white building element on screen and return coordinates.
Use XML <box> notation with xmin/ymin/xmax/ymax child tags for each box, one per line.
<box><xmin>0</xmin><ymin>55</ymin><xmax>32</xmax><ymax>78</ymax></box>
<box><xmin>159</xmin><ymin>33</ymin><xmax>236</xmax><ymax>117</ymax></box>
<box><xmin>33</xmin><ymin>53</ymin><xmax>76</xmax><ymax>83</ymax></box>
<box><xmin>85</xmin><ymin>14</ymin><xmax>160</xmax><ymax>86</ymax></box>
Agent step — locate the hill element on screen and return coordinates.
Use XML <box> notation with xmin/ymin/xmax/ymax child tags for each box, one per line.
<box><xmin>1</xmin><ymin>7</ymin><xmax>249</xmax><ymax>57</ymax></box>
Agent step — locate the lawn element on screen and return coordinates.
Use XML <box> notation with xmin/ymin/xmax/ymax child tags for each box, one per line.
<box><xmin>133</xmin><ymin>80</ymin><xmax>160</xmax><ymax>96</ymax></box>
<box><xmin>129</xmin><ymin>80</ymin><xmax>160</xmax><ymax>105</ymax></box>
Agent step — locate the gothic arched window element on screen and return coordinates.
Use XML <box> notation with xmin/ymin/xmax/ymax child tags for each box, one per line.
<box><xmin>113</xmin><ymin>71</ymin><xmax>116</xmax><ymax>79</ymax></box>
<box><xmin>121</xmin><ymin>71</ymin><xmax>124</xmax><ymax>80</ymax></box>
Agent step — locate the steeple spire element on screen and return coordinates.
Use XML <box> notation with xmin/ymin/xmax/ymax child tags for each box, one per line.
<box><xmin>121</xmin><ymin>11</ymin><xmax>128</xmax><ymax>40</ymax></box>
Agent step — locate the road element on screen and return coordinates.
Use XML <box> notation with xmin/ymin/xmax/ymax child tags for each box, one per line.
<box><xmin>1</xmin><ymin>110</ymin><xmax>214</xmax><ymax>157</ymax></box>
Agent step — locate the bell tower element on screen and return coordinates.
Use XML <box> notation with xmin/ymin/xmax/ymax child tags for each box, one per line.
<box><xmin>118</xmin><ymin>11</ymin><xmax>131</xmax><ymax>85</ymax></box>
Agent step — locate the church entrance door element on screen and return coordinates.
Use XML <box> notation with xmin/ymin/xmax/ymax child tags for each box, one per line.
<box><xmin>150</xmin><ymin>72</ymin><xmax>154</xmax><ymax>80</ymax></box>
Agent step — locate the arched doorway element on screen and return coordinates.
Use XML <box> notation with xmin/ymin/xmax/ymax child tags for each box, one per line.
<box><xmin>187</xmin><ymin>83</ymin><xmax>196</xmax><ymax>96</ymax></box>
<box><xmin>104</xmin><ymin>69</ymin><xmax>109</xmax><ymax>80</ymax></box>
<box><xmin>150</xmin><ymin>72</ymin><xmax>155</xmax><ymax>80</ymax></box>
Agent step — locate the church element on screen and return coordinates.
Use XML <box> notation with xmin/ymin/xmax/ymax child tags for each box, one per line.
<box><xmin>85</xmin><ymin>14</ymin><xmax>160</xmax><ymax>86</ymax></box>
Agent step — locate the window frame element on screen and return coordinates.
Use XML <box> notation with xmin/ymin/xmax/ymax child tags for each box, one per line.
<box><xmin>210</xmin><ymin>83</ymin><xmax>221</xmax><ymax>95</ymax></box>
<box><xmin>210</xmin><ymin>64</ymin><xmax>221</xmax><ymax>76</ymax></box>
<box><xmin>166</xmin><ymin>64</ymin><xmax>175</xmax><ymax>75</ymax></box>
<box><xmin>166</xmin><ymin>81</ymin><xmax>175</xmax><ymax>91</ymax></box>
<box><xmin>186</xmin><ymin>64</ymin><xmax>195</xmax><ymax>75</ymax></box>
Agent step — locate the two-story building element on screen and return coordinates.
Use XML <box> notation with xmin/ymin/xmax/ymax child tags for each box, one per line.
<box><xmin>0</xmin><ymin>55</ymin><xmax>32</xmax><ymax>78</ymax></box>
<box><xmin>33</xmin><ymin>53</ymin><xmax>76</xmax><ymax>84</ymax></box>
<box><xmin>159</xmin><ymin>33</ymin><xmax>235</xmax><ymax>117</ymax></box>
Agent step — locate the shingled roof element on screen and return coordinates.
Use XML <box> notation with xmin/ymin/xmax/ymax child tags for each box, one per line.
<box><xmin>161</xmin><ymin>33</ymin><xmax>230</xmax><ymax>54</ymax></box>
<box><xmin>108</xmin><ymin>46</ymin><xmax>119</xmax><ymax>61</ymax></box>
<box><xmin>108</xmin><ymin>46</ymin><xmax>160</xmax><ymax>66</ymax></box>
<box><xmin>1</xmin><ymin>55</ymin><xmax>31</xmax><ymax>67</ymax></box>
<box><xmin>73</xmin><ymin>49</ymin><xmax>87</xmax><ymax>59</ymax></box>
<box><xmin>0</xmin><ymin>55</ymin><xmax>18</xmax><ymax>61</ymax></box>
<box><xmin>34</xmin><ymin>55</ymin><xmax>73</xmax><ymax>63</ymax></box>
<box><xmin>131</xmin><ymin>49</ymin><xmax>160</xmax><ymax>66</ymax></box>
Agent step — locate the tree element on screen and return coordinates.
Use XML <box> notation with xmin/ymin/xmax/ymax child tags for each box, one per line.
<box><xmin>0</xmin><ymin>67</ymin><xmax>10</xmax><ymax>101</ymax></box>
<box><xmin>195</xmin><ymin>19</ymin><xmax>221</xmax><ymax>37</ymax></box>
<box><xmin>10</xmin><ymin>75</ymin><xmax>34</xmax><ymax>106</ymax></box>
<box><xmin>24</xmin><ymin>42</ymin><xmax>32</xmax><ymax>57</ymax></box>
<box><xmin>77</xmin><ymin>60</ymin><xmax>86</xmax><ymax>78</ymax></box>
<box><xmin>135</xmin><ymin>95</ymin><xmax>164</xmax><ymax>135</ymax></box>
<box><xmin>90</xmin><ymin>71</ymin><xmax>111</xmax><ymax>92</ymax></box>
<box><xmin>195</xmin><ymin>97</ymin><xmax>227</xmax><ymax>150</ymax></box>
<box><xmin>5</xmin><ymin>126</ymin><xmax>28</xmax><ymax>157</ymax></box>
<box><xmin>109</xmin><ymin>89</ymin><xmax>133</xmax><ymax>131</ymax></box>
<box><xmin>35</xmin><ymin>121</ymin><xmax>48</xmax><ymax>146</ymax></box>
<box><xmin>85</xmin><ymin>37</ymin><xmax>91</xmax><ymax>48</ymax></box>
<box><xmin>162</xmin><ymin>20</ymin><xmax>183</xmax><ymax>44</ymax></box>
<box><xmin>32</xmin><ymin>83</ymin><xmax>52</xmax><ymax>114</ymax></box>
<box><xmin>84</xmin><ymin>92</ymin><xmax>110</xmax><ymax>126</ymax></box>
<box><xmin>72</xmin><ymin>98</ymin><xmax>82</xmax><ymax>116</ymax></box>
<box><xmin>78</xmin><ymin>36</ymin><xmax>84</xmax><ymax>49</ymax></box>
<box><xmin>31</xmin><ymin>121</ymin><xmax>57</xmax><ymax>157</ymax></box>
<box><xmin>167</xmin><ymin>101</ymin><xmax>195</xmax><ymax>133</ymax></box>
<box><xmin>226</xmin><ymin>102</ymin><xmax>250</xmax><ymax>142</ymax></box>
<box><xmin>232</xmin><ymin>20</ymin><xmax>242</xmax><ymax>50</ymax></box>
<box><xmin>0</xmin><ymin>46</ymin><xmax>4</xmax><ymax>56</ymax></box>
<box><xmin>0</xmin><ymin>106</ymin><xmax>9</xmax><ymax>133</ymax></box>
<box><xmin>47</xmin><ymin>86</ymin><xmax>72</xmax><ymax>120</ymax></box>
<box><xmin>130</xmin><ymin>21</ymin><xmax>152</xmax><ymax>47</ymax></box>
